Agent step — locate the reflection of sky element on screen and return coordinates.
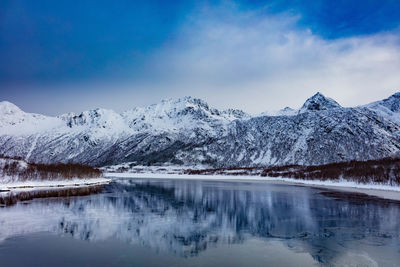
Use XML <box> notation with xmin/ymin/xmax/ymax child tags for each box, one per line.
<box><xmin>1</xmin><ymin>1</ymin><xmax>400</xmax><ymax>114</ymax></box>
<box><xmin>0</xmin><ymin>179</ymin><xmax>400</xmax><ymax>265</ymax></box>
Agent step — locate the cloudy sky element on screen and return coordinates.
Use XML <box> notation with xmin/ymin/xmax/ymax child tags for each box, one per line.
<box><xmin>1</xmin><ymin>0</ymin><xmax>400</xmax><ymax>115</ymax></box>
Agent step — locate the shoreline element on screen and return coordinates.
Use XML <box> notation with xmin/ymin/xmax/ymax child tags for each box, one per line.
<box><xmin>0</xmin><ymin>178</ymin><xmax>111</xmax><ymax>192</ymax></box>
<box><xmin>104</xmin><ymin>172</ymin><xmax>400</xmax><ymax>201</ymax></box>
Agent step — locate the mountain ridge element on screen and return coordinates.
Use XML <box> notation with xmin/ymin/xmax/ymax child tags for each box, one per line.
<box><xmin>1</xmin><ymin>92</ymin><xmax>400</xmax><ymax>167</ymax></box>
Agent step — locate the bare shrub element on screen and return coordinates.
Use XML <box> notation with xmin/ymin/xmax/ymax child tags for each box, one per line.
<box><xmin>185</xmin><ymin>157</ymin><xmax>400</xmax><ymax>185</ymax></box>
<box><xmin>1</xmin><ymin>156</ymin><xmax>102</xmax><ymax>181</ymax></box>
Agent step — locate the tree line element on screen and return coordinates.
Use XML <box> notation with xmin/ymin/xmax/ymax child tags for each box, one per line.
<box><xmin>0</xmin><ymin>155</ymin><xmax>102</xmax><ymax>181</ymax></box>
<box><xmin>185</xmin><ymin>157</ymin><xmax>400</xmax><ymax>185</ymax></box>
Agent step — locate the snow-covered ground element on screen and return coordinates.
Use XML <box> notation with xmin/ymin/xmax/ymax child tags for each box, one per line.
<box><xmin>0</xmin><ymin>178</ymin><xmax>111</xmax><ymax>192</ymax></box>
<box><xmin>0</xmin><ymin>156</ymin><xmax>109</xmax><ymax>192</ymax></box>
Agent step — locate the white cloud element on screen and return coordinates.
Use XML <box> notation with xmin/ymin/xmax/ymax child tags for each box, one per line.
<box><xmin>145</xmin><ymin>3</ymin><xmax>400</xmax><ymax>114</ymax></box>
<box><xmin>6</xmin><ymin>3</ymin><xmax>400</xmax><ymax>116</ymax></box>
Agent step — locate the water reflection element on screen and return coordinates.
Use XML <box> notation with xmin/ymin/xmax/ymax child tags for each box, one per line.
<box><xmin>0</xmin><ymin>178</ymin><xmax>400</xmax><ymax>265</ymax></box>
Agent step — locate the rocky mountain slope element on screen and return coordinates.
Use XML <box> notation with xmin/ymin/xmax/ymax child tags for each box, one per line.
<box><xmin>365</xmin><ymin>92</ymin><xmax>400</xmax><ymax>125</ymax></box>
<box><xmin>0</xmin><ymin>93</ymin><xmax>400</xmax><ymax>167</ymax></box>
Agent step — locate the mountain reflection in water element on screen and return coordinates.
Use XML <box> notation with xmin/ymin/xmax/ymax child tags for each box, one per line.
<box><xmin>0</xmin><ymin>178</ymin><xmax>400</xmax><ymax>265</ymax></box>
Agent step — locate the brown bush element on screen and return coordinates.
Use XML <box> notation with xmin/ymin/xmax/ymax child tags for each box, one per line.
<box><xmin>185</xmin><ymin>157</ymin><xmax>400</xmax><ymax>185</ymax></box>
<box><xmin>1</xmin><ymin>156</ymin><xmax>102</xmax><ymax>181</ymax></box>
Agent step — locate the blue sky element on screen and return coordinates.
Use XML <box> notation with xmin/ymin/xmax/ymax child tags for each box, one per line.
<box><xmin>1</xmin><ymin>0</ymin><xmax>400</xmax><ymax>115</ymax></box>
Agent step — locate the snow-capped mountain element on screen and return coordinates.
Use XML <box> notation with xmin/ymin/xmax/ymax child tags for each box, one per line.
<box><xmin>0</xmin><ymin>101</ymin><xmax>65</xmax><ymax>134</ymax></box>
<box><xmin>0</xmin><ymin>93</ymin><xmax>400</xmax><ymax>167</ymax></box>
<box><xmin>259</xmin><ymin>92</ymin><xmax>342</xmax><ymax>117</ymax></box>
<box><xmin>364</xmin><ymin>92</ymin><xmax>400</xmax><ymax>125</ymax></box>
<box><xmin>298</xmin><ymin>92</ymin><xmax>342</xmax><ymax>113</ymax></box>
<box><xmin>259</xmin><ymin>107</ymin><xmax>297</xmax><ymax>117</ymax></box>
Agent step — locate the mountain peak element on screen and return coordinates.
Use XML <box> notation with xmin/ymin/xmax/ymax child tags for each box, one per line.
<box><xmin>299</xmin><ymin>92</ymin><xmax>341</xmax><ymax>113</ymax></box>
<box><xmin>61</xmin><ymin>108</ymin><xmax>126</xmax><ymax>130</ymax></box>
<box><xmin>282</xmin><ymin>106</ymin><xmax>294</xmax><ymax>111</ymax></box>
<box><xmin>165</xmin><ymin>96</ymin><xmax>210</xmax><ymax>109</ymax></box>
<box><xmin>389</xmin><ymin>92</ymin><xmax>400</xmax><ymax>99</ymax></box>
<box><xmin>371</xmin><ymin>91</ymin><xmax>400</xmax><ymax>113</ymax></box>
<box><xmin>0</xmin><ymin>101</ymin><xmax>23</xmax><ymax>115</ymax></box>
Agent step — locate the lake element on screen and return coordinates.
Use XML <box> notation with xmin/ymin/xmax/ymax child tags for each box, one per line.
<box><xmin>1</xmin><ymin>178</ymin><xmax>400</xmax><ymax>266</ymax></box>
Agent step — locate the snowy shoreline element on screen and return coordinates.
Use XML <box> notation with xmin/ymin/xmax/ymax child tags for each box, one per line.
<box><xmin>0</xmin><ymin>178</ymin><xmax>111</xmax><ymax>192</ymax></box>
<box><xmin>105</xmin><ymin>172</ymin><xmax>400</xmax><ymax>201</ymax></box>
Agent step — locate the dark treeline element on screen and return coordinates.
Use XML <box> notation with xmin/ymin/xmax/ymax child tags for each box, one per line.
<box><xmin>0</xmin><ymin>185</ymin><xmax>104</xmax><ymax>206</ymax></box>
<box><xmin>0</xmin><ymin>155</ymin><xmax>23</xmax><ymax>161</ymax></box>
<box><xmin>0</xmin><ymin>155</ymin><xmax>102</xmax><ymax>181</ymax></box>
<box><xmin>185</xmin><ymin>157</ymin><xmax>400</xmax><ymax>185</ymax></box>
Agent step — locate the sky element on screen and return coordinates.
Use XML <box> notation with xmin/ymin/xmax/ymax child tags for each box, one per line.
<box><xmin>1</xmin><ymin>0</ymin><xmax>400</xmax><ymax>115</ymax></box>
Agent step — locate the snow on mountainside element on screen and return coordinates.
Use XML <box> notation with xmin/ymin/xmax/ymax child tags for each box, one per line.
<box><xmin>365</xmin><ymin>92</ymin><xmax>400</xmax><ymax>125</ymax></box>
<box><xmin>0</xmin><ymin>97</ymin><xmax>249</xmax><ymax>165</ymax></box>
<box><xmin>0</xmin><ymin>93</ymin><xmax>400</xmax><ymax>167</ymax></box>
<box><xmin>120</xmin><ymin>97</ymin><xmax>249</xmax><ymax>135</ymax></box>
<box><xmin>260</xmin><ymin>92</ymin><xmax>341</xmax><ymax>116</ymax></box>
<box><xmin>260</xmin><ymin>107</ymin><xmax>297</xmax><ymax>117</ymax></box>
<box><xmin>0</xmin><ymin>101</ymin><xmax>64</xmax><ymax>134</ymax></box>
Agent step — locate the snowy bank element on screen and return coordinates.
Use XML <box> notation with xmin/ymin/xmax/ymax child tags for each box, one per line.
<box><xmin>0</xmin><ymin>177</ymin><xmax>111</xmax><ymax>192</ymax></box>
<box><xmin>0</xmin><ymin>156</ymin><xmax>108</xmax><ymax>193</ymax></box>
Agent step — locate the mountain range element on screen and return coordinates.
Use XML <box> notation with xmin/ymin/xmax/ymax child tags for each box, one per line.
<box><xmin>1</xmin><ymin>92</ymin><xmax>400</xmax><ymax>167</ymax></box>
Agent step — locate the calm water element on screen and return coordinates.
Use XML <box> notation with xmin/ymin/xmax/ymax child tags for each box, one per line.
<box><xmin>1</xmin><ymin>178</ymin><xmax>400</xmax><ymax>267</ymax></box>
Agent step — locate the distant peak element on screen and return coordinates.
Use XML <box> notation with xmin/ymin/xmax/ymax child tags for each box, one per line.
<box><xmin>0</xmin><ymin>101</ymin><xmax>23</xmax><ymax>115</ymax></box>
<box><xmin>221</xmin><ymin>108</ymin><xmax>249</xmax><ymax>119</ymax></box>
<box><xmin>157</xmin><ymin>96</ymin><xmax>206</xmax><ymax>105</ymax></box>
<box><xmin>310</xmin><ymin>92</ymin><xmax>328</xmax><ymax>100</ymax></box>
<box><xmin>369</xmin><ymin>91</ymin><xmax>400</xmax><ymax>105</ymax></box>
<box><xmin>369</xmin><ymin>91</ymin><xmax>400</xmax><ymax>113</ymax></box>
<box><xmin>151</xmin><ymin>96</ymin><xmax>211</xmax><ymax>113</ymax></box>
<box><xmin>390</xmin><ymin>92</ymin><xmax>400</xmax><ymax>98</ymax></box>
<box><xmin>299</xmin><ymin>92</ymin><xmax>341</xmax><ymax>112</ymax></box>
<box><xmin>281</xmin><ymin>106</ymin><xmax>294</xmax><ymax>111</ymax></box>
<box><xmin>0</xmin><ymin>100</ymin><xmax>20</xmax><ymax>108</ymax></box>
<box><xmin>314</xmin><ymin>92</ymin><xmax>323</xmax><ymax>97</ymax></box>
<box><xmin>176</xmin><ymin>96</ymin><xmax>208</xmax><ymax>106</ymax></box>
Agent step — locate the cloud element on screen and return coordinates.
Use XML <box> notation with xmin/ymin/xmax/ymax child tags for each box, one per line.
<box><xmin>144</xmin><ymin>3</ymin><xmax>400</xmax><ymax>113</ymax></box>
<box><xmin>2</xmin><ymin>2</ymin><xmax>400</xmax><ymax>115</ymax></box>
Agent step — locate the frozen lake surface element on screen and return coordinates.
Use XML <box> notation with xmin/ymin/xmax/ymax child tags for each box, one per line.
<box><xmin>0</xmin><ymin>178</ymin><xmax>400</xmax><ymax>266</ymax></box>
